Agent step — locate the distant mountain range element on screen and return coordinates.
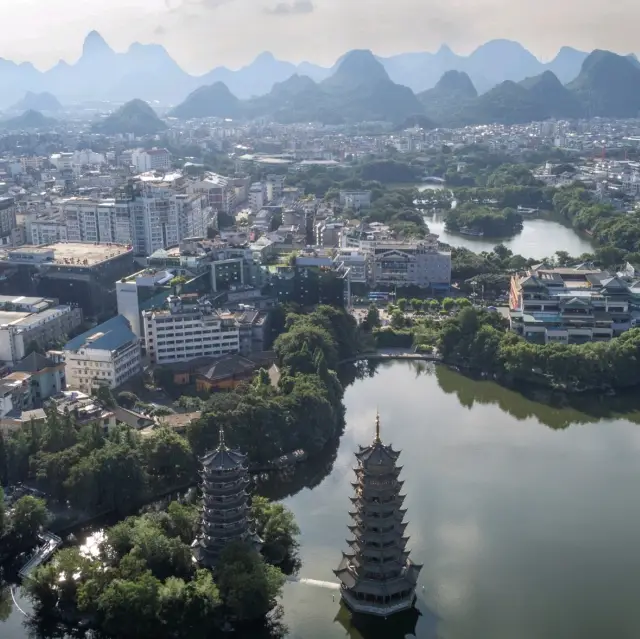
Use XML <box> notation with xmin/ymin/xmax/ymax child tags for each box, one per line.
<box><xmin>0</xmin><ymin>31</ymin><xmax>638</xmax><ymax>109</ymax></box>
<box><xmin>168</xmin><ymin>49</ymin><xmax>640</xmax><ymax>127</ymax></box>
<box><xmin>9</xmin><ymin>91</ymin><xmax>62</xmax><ymax>113</ymax></box>
<box><xmin>0</xmin><ymin>109</ymin><xmax>57</xmax><ymax>131</ymax></box>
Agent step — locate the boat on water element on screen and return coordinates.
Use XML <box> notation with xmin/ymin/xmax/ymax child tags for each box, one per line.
<box><xmin>459</xmin><ymin>226</ymin><xmax>484</xmax><ymax>237</ymax></box>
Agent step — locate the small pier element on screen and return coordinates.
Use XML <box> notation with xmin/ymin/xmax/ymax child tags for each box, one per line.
<box><xmin>18</xmin><ymin>531</ymin><xmax>62</xmax><ymax>579</ymax></box>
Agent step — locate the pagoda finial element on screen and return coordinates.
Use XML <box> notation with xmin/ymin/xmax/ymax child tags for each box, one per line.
<box><xmin>374</xmin><ymin>409</ymin><xmax>381</xmax><ymax>444</ymax></box>
<box><xmin>218</xmin><ymin>425</ymin><xmax>226</xmax><ymax>450</ymax></box>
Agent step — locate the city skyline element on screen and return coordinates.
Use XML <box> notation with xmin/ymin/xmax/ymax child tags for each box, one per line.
<box><xmin>1</xmin><ymin>0</ymin><xmax>639</xmax><ymax>74</ymax></box>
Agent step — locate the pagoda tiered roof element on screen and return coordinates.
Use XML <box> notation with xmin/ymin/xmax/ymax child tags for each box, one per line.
<box><xmin>334</xmin><ymin>411</ymin><xmax>422</xmax><ymax>617</ymax></box>
<box><xmin>192</xmin><ymin>427</ymin><xmax>262</xmax><ymax>567</ymax></box>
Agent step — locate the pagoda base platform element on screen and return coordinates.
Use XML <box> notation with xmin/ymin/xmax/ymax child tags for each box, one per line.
<box><xmin>340</xmin><ymin>588</ymin><xmax>417</xmax><ymax>617</ymax></box>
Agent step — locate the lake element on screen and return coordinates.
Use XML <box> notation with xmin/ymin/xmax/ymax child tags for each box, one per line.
<box><xmin>6</xmin><ymin>361</ymin><xmax>640</xmax><ymax>638</ymax></box>
<box><xmin>426</xmin><ymin>213</ymin><xmax>594</xmax><ymax>259</ymax></box>
<box><xmin>278</xmin><ymin>361</ymin><xmax>640</xmax><ymax>639</ymax></box>
<box><xmin>416</xmin><ymin>183</ymin><xmax>594</xmax><ymax>258</ymax></box>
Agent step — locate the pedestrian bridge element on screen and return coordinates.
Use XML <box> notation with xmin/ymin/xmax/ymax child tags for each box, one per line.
<box><xmin>18</xmin><ymin>531</ymin><xmax>62</xmax><ymax>579</ymax></box>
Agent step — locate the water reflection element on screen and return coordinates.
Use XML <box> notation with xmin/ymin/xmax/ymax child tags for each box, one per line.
<box><xmin>434</xmin><ymin>366</ymin><xmax>640</xmax><ymax>430</ymax></box>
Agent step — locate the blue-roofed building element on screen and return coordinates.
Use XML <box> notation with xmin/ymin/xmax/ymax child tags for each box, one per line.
<box><xmin>62</xmin><ymin>315</ymin><xmax>141</xmax><ymax>393</ymax></box>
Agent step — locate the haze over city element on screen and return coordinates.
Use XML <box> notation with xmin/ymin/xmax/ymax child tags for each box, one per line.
<box><xmin>2</xmin><ymin>0</ymin><xmax>639</xmax><ymax>72</ymax></box>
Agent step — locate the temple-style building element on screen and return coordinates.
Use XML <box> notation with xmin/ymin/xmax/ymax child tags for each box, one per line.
<box><xmin>192</xmin><ymin>428</ymin><xmax>262</xmax><ymax>567</ymax></box>
<box><xmin>334</xmin><ymin>412</ymin><xmax>422</xmax><ymax>616</ymax></box>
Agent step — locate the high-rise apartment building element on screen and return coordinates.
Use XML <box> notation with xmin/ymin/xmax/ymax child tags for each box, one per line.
<box><xmin>188</xmin><ymin>173</ymin><xmax>236</xmax><ymax>214</ymax></box>
<box><xmin>62</xmin><ymin>197</ymin><xmax>133</xmax><ymax>245</ymax></box>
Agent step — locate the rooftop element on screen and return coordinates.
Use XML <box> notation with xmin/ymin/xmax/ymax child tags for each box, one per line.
<box><xmin>4</xmin><ymin>242</ymin><xmax>132</xmax><ymax>267</ymax></box>
<box><xmin>64</xmin><ymin>315</ymin><xmax>137</xmax><ymax>352</ymax></box>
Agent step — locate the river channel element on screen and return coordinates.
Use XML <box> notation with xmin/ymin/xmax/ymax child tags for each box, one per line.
<box><xmin>5</xmin><ymin>360</ymin><xmax>640</xmax><ymax>638</ymax></box>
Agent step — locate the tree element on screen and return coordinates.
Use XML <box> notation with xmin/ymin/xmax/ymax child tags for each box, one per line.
<box><xmin>457</xmin><ymin>298</ymin><xmax>472</xmax><ymax>308</ymax></box>
<box><xmin>397</xmin><ymin>298</ymin><xmax>407</xmax><ymax>312</ymax></box>
<box><xmin>251</xmin><ymin>496</ymin><xmax>300</xmax><ymax>563</ymax></box>
<box><xmin>363</xmin><ymin>304</ymin><xmax>380</xmax><ymax>331</ymax></box>
<box><xmin>141</xmin><ymin>427</ymin><xmax>194</xmax><ymax>487</ymax></box>
<box><xmin>429</xmin><ymin>299</ymin><xmax>440</xmax><ymax>312</ymax></box>
<box><xmin>216</xmin><ymin>542</ymin><xmax>285</xmax><ymax>622</ymax></box>
<box><xmin>11</xmin><ymin>495</ymin><xmax>48</xmax><ymax>543</ymax></box>
<box><xmin>442</xmin><ymin>297</ymin><xmax>456</xmax><ymax>312</ymax></box>
<box><xmin>390</xmin><ymin>309</ymin><xmax>405</xmax><ymax>329</ymax></box>
<box><xmin>94</xmin><ymin>385</ymin><xmax>116</xmax><ymax>408</ymax></box>
<box><xmin>117</xmin><ymin>391</ymin><xmax>139</xmax><ymax>409</ymax></box>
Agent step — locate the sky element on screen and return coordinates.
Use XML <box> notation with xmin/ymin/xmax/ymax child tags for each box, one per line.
<box><xmin>0</xmin><ymin>0</ymin><xmax>637</xmax><ymax>73</ymax></box>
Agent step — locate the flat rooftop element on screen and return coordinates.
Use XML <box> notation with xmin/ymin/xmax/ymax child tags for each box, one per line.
<box><xmin>5</xmin><ymin>242</ymin><xmax>132</xmax><ymax>266</ymax></box>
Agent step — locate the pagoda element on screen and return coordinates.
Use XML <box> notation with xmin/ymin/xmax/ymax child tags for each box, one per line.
<box><xmin>334</xmin><ymin>412</ymin><xmax>422</xmax><ymax>616</ymax></box>
<box><xmin>191</xmin><ymin>427</ymin><xmax>262</xmax><ymax>567</ymax></box>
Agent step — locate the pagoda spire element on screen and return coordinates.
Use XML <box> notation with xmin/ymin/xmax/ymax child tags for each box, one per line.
<box><xmin>218</xmin><ymin>424</ymin><xmax>226</xmax><ymax>450</ymax></box>
<box><xmin>334</xmin><ymin>412</ymin><xmax>421</xmax><ymax>617</ymax></box>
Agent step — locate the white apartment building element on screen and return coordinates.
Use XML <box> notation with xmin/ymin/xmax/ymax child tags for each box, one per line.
<box><xmin>333</xmin><ymin>249</ymin><xmax>367</xmax><ymax>283</ymax></box>
<box><xmin>133</xmin><ymin>173</ymin><xmax>182</xmax><ymax>255</ymax></box>
<box><xmin>266</xmin><ymin>174</ymin><xmax>285</xmax><ymax>202</ymax></box>
<box><xmin>249</xmin><ymin>183</ymin><xmax>266</xmax><ymax>213</ymax></box>
<box><xmin>175</xmin><ymin>193</ymin><xmax>211</xmax><ymax>240</ymax></box>
<box><xmin>63</xmin><ymin>315</ymin><xmax>141</xmax><ymax>393</ymax></box>
<box><xmin>0</xmin><ymin>296</ymin><xmax>83</xmax><ymax>364</ymax></box>
<box><xmin>62</xmin><ymin>197</ymin><xmax>133</xmax><ymax>245</ymax></box>
<box><xmin>188</xmin><ymin>173</ymin><xmax>236</xmax><ymax>214</ymax></box>
<box><xmin>73</xmin><ymin>149</ymin><xmax>106</xmax><ymax>166</ymax></box>
<box><xmin>28</xmin><ymin>216</ymin><xmax>68</xmax><ymax>245</ymax></box>
<box><xmin>131</xmin><ymin>148</ymin><xmax>171</xmax><ymax>173</ymax></box>
<box><xmin>49</xmin><ymin>153</ymin><xmax>74</xmax><ymax>172</ymax></box>
<box><xmin>143</xmin><ymin>295</ymin><xmax>240</xmax><ymax>365</ymax></box>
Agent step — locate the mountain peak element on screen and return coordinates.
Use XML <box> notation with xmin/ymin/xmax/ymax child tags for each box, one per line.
<box><xmin>83</xmin><ymin>31</ymin><xmax>113</xmax><ymax>57</ymax></box>
<box><xmin>435</xmin><ymin>70</ymin><xmax>477</xmax><ymax>97</ymax></box>
<box><xmin>327</xmin><ymin>49</ymin><xmax>390</xmax><ymax>86</ymax></box>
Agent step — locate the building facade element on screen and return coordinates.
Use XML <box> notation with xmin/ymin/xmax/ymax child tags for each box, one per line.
<box><xmin>370</xmin><ymin>239</ymin><xmax>451</xmax><ymax>290</ymax></box>
<box><xmin>510</xmin><ymin>267</ymin><xmax>634</xmax><ymax>344</ymax></box>
<box><xmin>131</xmin><ymin>148</ymin><xmax>171</xmax><ymax>173</ymax></box>
<box><xmin>63</xmin><ymin>315</ymin><xmax>141</xmax><ymax>393</ymax></box>
<box><xmin>0</xmin><ymin>296</ymin><xmax>82</xmax><ymax>364</ymax></box>
<box><xmin>143</xmin><ymin>295</ymin><xmax>240</xmax><ymax>365</ymax></box>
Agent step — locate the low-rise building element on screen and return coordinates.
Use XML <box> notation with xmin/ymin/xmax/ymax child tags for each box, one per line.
<box><xmin>63</xmin><ymin>315</ymin><xmax>141</xmax><ymax>393</ymax></box>
<box><xmin>0</xmin><ymin>296</ymin><xmax>82</xmax><ymax>364</ymax></box>
<box><xmin>369</xmin><ymin>239</ymin><xmax>451</xmax><ymax>291</ymax></box>
<box><xmin>47</xmin><ymin>391</ymin><xmax>116</xmax><ymax>432</ymax></box>
<box><xmin>339</xmin><ymin>190</ymin><xmax>371</xmax><ymax>210</ymax></box>
<box><xmin>13</xmin><ymin>351</ymin><xmax>66</xmax><ymax>405</ymax></box>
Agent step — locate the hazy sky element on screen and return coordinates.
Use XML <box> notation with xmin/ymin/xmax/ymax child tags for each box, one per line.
<box><xmin>0</xmin><ymin>0</ymin><xmax>637</xmax><ymax>73</ymax></box>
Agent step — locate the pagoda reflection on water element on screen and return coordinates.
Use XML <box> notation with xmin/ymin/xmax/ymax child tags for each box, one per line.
<box><xmin>334</xmin><ymin>411</ymin><xmax>422</xmax><ymax>617</ymax></box>
<box><xmin>191</xmin><ymin>426</ymin><xmax>262</xmax><ymax>567</ymax></box>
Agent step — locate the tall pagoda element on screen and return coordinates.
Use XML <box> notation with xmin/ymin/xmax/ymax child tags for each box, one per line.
<box><xmin>334</xmin><ymin>412</ymin><xmax>422</xmax><ymax>616</ymax></box>
<box><xmin>192</xmin><ymin>427</ymin><xmax>262</xmax><ymax>567</ymax></box>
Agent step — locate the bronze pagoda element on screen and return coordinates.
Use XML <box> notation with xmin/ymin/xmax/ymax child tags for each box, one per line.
<box><xmin>334</xmin><ymin>412</ymin><xmax>422</xmax><ymax>616</ymax></box>
<box><xmin>192</xmin><ymin>427</ymin><xmax>262</xmax><ymax>567</ymax></box>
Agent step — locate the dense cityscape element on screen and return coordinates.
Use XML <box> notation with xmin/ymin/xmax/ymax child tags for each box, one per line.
<box><xmin>3</xmin><ymin>20</ymin><xmax>640</xmax><ymax>639</ymax></box>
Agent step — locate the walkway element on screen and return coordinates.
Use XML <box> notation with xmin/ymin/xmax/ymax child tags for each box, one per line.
<box><xmin>341</xmin><ymin>350</ymin><xmax>442</xmax><ymax>364</ymax></box>
<box><xmin>18</xmin><ymin>531</ymin><xmax>62</xmax><ymax>579</ymax></box>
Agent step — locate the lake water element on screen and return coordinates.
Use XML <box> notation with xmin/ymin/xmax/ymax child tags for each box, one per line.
<box><xmin>278</xmin><ymin>361</ymin><xmax>640</xmax><ymax>639</ymax></box>
<box><xmin>6</xmin><ymin>361</ymin><xmax>640</xmax><ymax>638</ymax></box>
<box><xmin>426</xmin><ymin>213</ymin><xmax>594</xmax><ymax>259</ymax></box>
<box><xmin>416</xmin><ymin>183</ymin><xmax>594</xmax><ymax>259</ymax></box>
